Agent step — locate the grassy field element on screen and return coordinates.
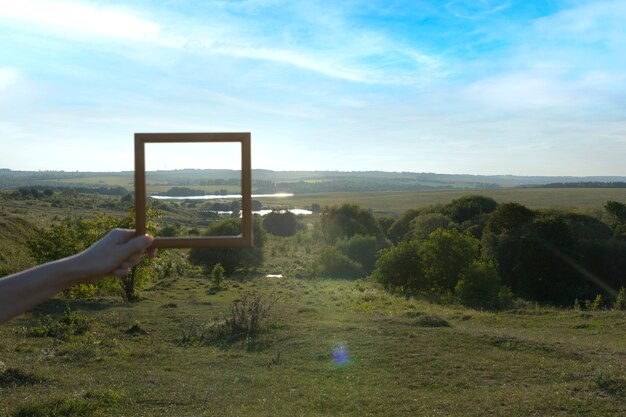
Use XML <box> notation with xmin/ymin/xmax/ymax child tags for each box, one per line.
<box><xmin>1</xmin><ymin>271</ymin><xmax>625</xmax><ymax>417</ymax></box>
<box><xmin>1</xmin><ymin>189</ymin><xmax>626</xmax><ymax>416</ymax></box>
<box><xmin>257</xmin><ymin>188</ymin><xmax>626</xmax><ymax>216</ymax></box>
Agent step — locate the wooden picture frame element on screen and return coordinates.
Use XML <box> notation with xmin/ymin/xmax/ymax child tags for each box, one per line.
<box><xmin>134</xmin><ymin>132</ymin><xmax>252</xmax><ymax>249</ymax></box>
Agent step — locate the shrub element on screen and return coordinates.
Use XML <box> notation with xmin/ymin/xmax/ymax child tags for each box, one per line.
<box><xmin>211</xmin><ymin>263</ymin><xmax>225</xmax><ymax>288</ymax></box>
<box><xmin>421</xmin><ymin>229</ymin><xmax>480</xmax><ymax>290</ymax></box>
<box><xmin>313</xmin><ymin>246</ymin><xmax>362</xmax><ymax>279</ymax></box>
<box><xmin>263</xmin><ymin>210</ymin><xmax>297</xmax><ymax>236</ymax></box>
<box><xmin>373</xmin><ymin>240</ymin><xmax>426</xmax><ymax>291</ymax></box>
<box><xmin>27</xmin><ymin>304</ymin><xmax>90</xmax><ymax>340</ymax></box>
<box><xmin>336</xmin><ymin>234</ymin><xmax>390</xmax><ymax>274</ymax></box>
<box><xmin>455</xmin><ymin>262</ymin><xmax>501</xmax><ymax>310</ymax></box>
<box><xmin>409</xmin><ymin>213</ymin><xmax>453</xmax><ymax>241</ymax></box>
<box><xmin>189</xmin><ymin>216</ymin><xmax>266</xmax><ymax>275</ymax></box>
<box><xmin>444</xmin><ymin>195</ymin><xmax>497</xmax><ymax>223</ymax></box>
<box><xmin>387</xmin><ymin>209</ymin><xmax>421</xmax><ymax>244</ymax></box>
<box><xmin>614</xmin><ymin>287</ymin><xmax>626</xmax><ymax>310</ymax></box>
<box><xmin>180</xmin><ymin>292</ymin><xmax>277</xmax><ymax>347</ymax></box>
<box><xmin>320</xmin><ymin>204</ymin><xmax>382</xmax><ymax>244</ymax></box>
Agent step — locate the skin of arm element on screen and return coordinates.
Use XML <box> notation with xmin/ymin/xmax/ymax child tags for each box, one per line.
<box><xmin>0</xmin><ymin>229</ymin><xmax>155</xmax><ymax>324</ymax></box>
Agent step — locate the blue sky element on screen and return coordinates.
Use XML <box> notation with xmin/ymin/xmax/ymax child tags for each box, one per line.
<box><xmin>1</xmin><ymin>0</ymin><xmax>625</xmax><ymax>175</ymax></box>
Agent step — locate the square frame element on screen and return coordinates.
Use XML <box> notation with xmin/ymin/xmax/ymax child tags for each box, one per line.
<box><xmin>135</xmin><ymin>132</ymin><xmax>252</xmax><ymax>249</ymax></box>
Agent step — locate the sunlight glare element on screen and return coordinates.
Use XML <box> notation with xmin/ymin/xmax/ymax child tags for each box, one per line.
<box><xmin>0</xmin><ymin>0</ymin><xmax>160</xmax><ymax>40</ymax></box>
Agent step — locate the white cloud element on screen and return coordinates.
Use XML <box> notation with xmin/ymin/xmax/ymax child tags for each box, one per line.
<box><xmin>0</xmin><ymin>0</ymin><xmax>161</xmax><ymax>41</ymax></box>
<box><xmin>0</xmin><ymin>67</ymin><xmax>20</xmax><ymax>91</ymax></box>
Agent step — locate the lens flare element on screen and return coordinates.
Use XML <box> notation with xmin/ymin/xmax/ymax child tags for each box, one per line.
<box><xmin>332</xmin><ymin>344</ymin><xmax>350</xmax><ymax>365</ymax></box>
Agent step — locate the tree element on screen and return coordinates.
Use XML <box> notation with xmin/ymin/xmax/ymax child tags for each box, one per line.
<box><xmin>455</xmin><ymin>261</ymin><xmax>502</xmax><ymax>310</ymax></box>
<box><xmin>409</xmin><ymin>213</ymin><xmax>452</xmax><ymax>241</ymax></box>
<box><xmin>312</xmin><ymin>246</ymin><xmax>362</xmax><ymax>279</ymax></box>
<box><xmin>262</xmin><ymin>210</ymin><xmax>297</xmax><ymax>237</ymax></box>
<box><xmin>320</xmin><ymin>204</ymin><xmax>382</xmax><ymax>244</ymax></box>
<box><xmin>376</xmin><ymin>216</ymin><xmax>396</xmax><ymax>236</ymax></box>
<box><xmin>421</xmin><ymin>228</ymin><xmax>480</xmax><ymax>290</ymax></box>
<box><xmin>336</xmin><ymin>234</ymin><xmax>390</xmax><ymax>275</ymax></box>
<box><xmin>444</xmin><ymin>195</ymin><xmax>497</xmax><ymax>224</ymax></box>
<box><xmin>386</xmin><ymin>209</ymin><xmax>421</xmax><ymax>244</ymax></box>
<box><xmin>27</xmin><ymin>210</ymin><xmax>159</xmax><ymax>301</ymax></box>
<box><xmin>373</xmin><ymin>240</ymin><xmax>426</xmax><ymax>291</ymax></box>
<box><xmin>189</xmin><ymin>216</ymin><xmax>266</xmax><ymax>275</ymax></box>
<box><xmin>604</xmin><ymin>200</ymin><xmax>626</xmax><ymax>238</ymax></box>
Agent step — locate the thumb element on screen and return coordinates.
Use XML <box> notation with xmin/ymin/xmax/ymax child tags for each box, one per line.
<box><xmin>123</xmin><ymin>234</ymin><xmax>154</xmax><ymax>254</ymax></box>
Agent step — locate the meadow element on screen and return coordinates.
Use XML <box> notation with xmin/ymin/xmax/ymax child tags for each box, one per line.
<box><xmin>1</xmin><ymin>187</ymin><xmax>625</xmax><ymax>416</ymax></box>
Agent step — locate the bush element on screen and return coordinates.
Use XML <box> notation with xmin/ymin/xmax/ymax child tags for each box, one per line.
<box><xmin>211</xmin><ymin>263</ymin><xmax>225</xmax><ymax>288</ymax></box>
<box><xmin>373</xmin><ymin>240</ymin><xmax>426</xmax><ymax>291</ymax></box>
<box><xmin>336</xmin><ymin>234</ymin><xmax>390</xmax><ymax>274</ymax></box>
<box><xmin>387</xmin><ymin>209</ymin><xmax>421</xmax><ymax>244</ymax></box>
<box><xmin>263</xmin><ymin>210</ymin><xmax>297</xmax><ymax>236</ymax></box>
<box><xmin>179</xmin><ymin>292</ymin><xmax>277</xmax><ymax>347</ymax></box>
<box><xmin>444</xmin><ymin>195</ymin><xmax>497</xmax><ymax>224</ymax></box>
<box><xmin>421</xmin><ymin>229</ymin><xmax>480</xmax><ymax>290</ymax></box>
<box><xmin>320</xmin><ymin>204</ymin><xmax>382</xmax><ymax>244</ymax></box>
<box><xmin>614</xmin><ymin>287</ymin><xmax>626</xmax><ymax>310</ymax></box>
<box><xmin>455</xmin><ymin>262</ymin><xmax>502</xmax><ymax>310</ymax></box>
<box><xmin>27</xmin><ymin>304</ymin><xmax>90</xmax><ymax>340</ymax></box>
<box><xmin>189</xmin><ymin>216</ymin><xmax>266</xmax><ymax>275</ymax></box>
<box><xmin>409</xmin><ymin>213</ymin><xmax>453</xmax><ymax>241</ymax></box>
<box><xmin>313</xmin><ymin>246</ymin><xmax>362</xmax><ymax>279</ymax></box>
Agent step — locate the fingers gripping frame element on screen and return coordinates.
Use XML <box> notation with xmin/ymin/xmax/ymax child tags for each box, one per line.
<box><xmin>134</xmin><ymin>132</ymin><xmax>253</xmax><ymax>249</ymax></box>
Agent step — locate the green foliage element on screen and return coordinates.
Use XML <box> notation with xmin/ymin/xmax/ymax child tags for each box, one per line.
<box><xmin>336</xmin><ymin>234</ymin><xmax>390</xmax><ymax>275</ymax></box>
<box><xmin>386</xmin><ymin>209</ymin><xmax>421</xmax><ymax>244</ymax></box>
<box><xmin>455</xmin><ymin>262</ymin><xmax>502</xmax><ymax>310</ymax></box>
<box><xmin>313</xmin><ymin>246</ymin><xmax>362</xmax><ymax>279</ymax></box>
<box><xmin>409</xmin><ymin>213</ymin><xmax>453</xmax><ymax>241</ymax></box>
<box><xmin>483</xmin><ymin>202</ymin><xmax>535</xmax><ymax>236</ymax></box>
<box><xmin>373</xmin><ymin>240</ymin><xmax>425</xmax><ymax>291</ymax></box>
<box><xmin>180</xmin><ymin>292</ymin><xmax>276</xmax><ymax>347</ymax></box>
<box><xmin>421</xmin><ymin>229</ymin><xmax>480</xmax><ymax>290</ymax></box>
<box><xmin>604</xmin><ymin>200</ymin><xmax>626</xmax><ymax>225</ymax></box>
<box><xmin>27</xmin><ymin>304</ymin><xmax>90</xmax><ymax>340</ymax></box>
<box><xmin>211</xmin><ymin>263</ymin><xmax>225</xmax><ymax>288</ymax></box>
<box><xmin>614</xmin><ymin>287</ymin><xmax>626</xmax><ymax>310</ymax></box>
<box><xmin>188</xmin><ymin>216</ymin><xmax>266</xmax><ymax>275</ymax></box>
<box><xmin>376</xmin><ymin>216</ymin><xmax>396</xmax><ymax>235</ymax></box>
<box><xmin>585</xmin><ymin>294</ymin><xmax>603</xmax><ymax>311</ymax></box>
<box><xmin>320</xmin><ymin>203</ymin><xmax>382</xmax><ymax>244</ymax></box>
<box><xmin>444</xmin><ymin>195</ymin><xmax>497</xmax><ymax>224</ymax></box>
<box><xmin>25</xmin><ymin>208</ymin><xmax>160</xmax><ymax>300</ymax></box>
<box><xmin>262</xmin><ymin>210</ymin><xmax>297</xmax><ymax>237</ymax></box>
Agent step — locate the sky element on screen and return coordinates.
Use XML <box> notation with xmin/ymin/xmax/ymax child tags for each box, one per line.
<box><xmin>0</xmin><ymin>0</ymin><xmax>625</xmax><ymax>175</ymax></box>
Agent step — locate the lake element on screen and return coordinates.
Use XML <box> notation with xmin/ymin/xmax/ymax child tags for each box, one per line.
<box><xmin>149</xmin><ymin>193</ymin><xmax>313</xmax><ymax>215</ymax></box>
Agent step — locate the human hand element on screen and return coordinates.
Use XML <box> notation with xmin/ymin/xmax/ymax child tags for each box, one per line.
<box><xmin>76</xmin><ymin>229</ymin><xmax>156</xmax><ymax>283</ymax></box>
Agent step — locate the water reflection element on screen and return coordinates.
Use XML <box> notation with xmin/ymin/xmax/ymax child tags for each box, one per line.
<box><xmin>150</xmin><ymin>193</ymin><xmax>294</xmax><ymax>200</ymax></box>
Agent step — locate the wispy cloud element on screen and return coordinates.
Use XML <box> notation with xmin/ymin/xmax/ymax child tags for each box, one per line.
<box><xmin>0</xmin><ymin>0</ymin><xmax>161</xmax><ymax>41</ymax></box>
<box><xmin>445</xmin><ymin>0</ymin><xmax>511</xmax><ymax>19</ymax></box>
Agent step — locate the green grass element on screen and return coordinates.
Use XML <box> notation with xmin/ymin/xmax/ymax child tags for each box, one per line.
<box><xmin>258</xmin><ymin>188</ymin><xmax>626</xmax><ymax>216</ymax></box>
<box><xmin>1</xmin><ymin>274</ymin><xmax>624</xmax><ymax>417</ymax></box>
<box><xmin>2</xmin><ymin>190</ymin><xmax>626</xmax><ymax>416</ymax></box>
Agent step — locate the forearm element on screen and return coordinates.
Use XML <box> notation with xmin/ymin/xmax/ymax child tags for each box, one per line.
<box><xmin>0</xmin><ymin>254</ymin><xmax>85</xmax><ymax>324</ymax></box>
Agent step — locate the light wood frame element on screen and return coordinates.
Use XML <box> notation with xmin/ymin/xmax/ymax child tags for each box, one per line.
<box><xmin>135</xmin><ymin>132</ymin><xmax>252</xmax><ymax>249</ymax></box>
